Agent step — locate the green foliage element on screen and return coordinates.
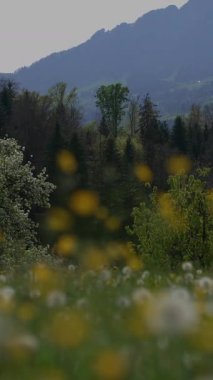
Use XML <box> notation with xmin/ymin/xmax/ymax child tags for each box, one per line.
<box><xmin>96</xmin><ymin>83</ymin><xmax>129</xmax><ymax>137</ymax></box>
<box><xmin>0</xmin><ymin>138</ymin><xmax>55</xmax><ymax>257</ymax></box>
<box><xmin>127</xmin><ymin>170</ymin><xmax>213</xmax><ymax>269</ymax></box>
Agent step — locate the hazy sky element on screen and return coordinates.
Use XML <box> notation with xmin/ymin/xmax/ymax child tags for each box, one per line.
<box><xmin>0</xmin><ymin>0</ymin><xmax>187</xmax><ymax>73</ymax></box>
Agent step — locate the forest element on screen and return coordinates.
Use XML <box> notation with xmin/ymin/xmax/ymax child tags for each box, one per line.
<box><xmin>0</xmin><ymin>79</ymin><xmax>212</xmax><ymax>379</ymax></box>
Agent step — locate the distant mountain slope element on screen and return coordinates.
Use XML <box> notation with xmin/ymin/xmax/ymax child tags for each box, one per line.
<box><xmin>1</xmin><ymin>0</ymin><xmax>213</xmax><ymax>118</ymax></box>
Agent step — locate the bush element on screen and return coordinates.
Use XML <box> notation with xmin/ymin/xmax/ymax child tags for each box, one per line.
<box><xmin>127</xmin><ymin>169</ymin><xmax>213</xmax><ymax>270</ymax></box>
<box><xmin>0</xmin><ymin>138</ymin><xmax>55</xmax><ymax>260</ymax></box>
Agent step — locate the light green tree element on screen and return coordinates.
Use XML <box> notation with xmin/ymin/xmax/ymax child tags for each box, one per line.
<box><xmin>127</xmin><ymin>169</ymin><xmax>213</xmax><ymax>270</ymax></box>
<box><xmin>96</xmin><ymin>83</ymin><xmax>129</xmax><ymax>138</ymax></box>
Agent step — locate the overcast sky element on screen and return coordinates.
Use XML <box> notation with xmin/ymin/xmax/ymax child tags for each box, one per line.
<box><xmin>0</xmin><ymin>0</ymin><xmax>187</xmax><ymax>73</ymax></box>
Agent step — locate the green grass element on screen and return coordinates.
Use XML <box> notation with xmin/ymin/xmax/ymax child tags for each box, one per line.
<box><xmin>0</xmin><ymin>262</ymin><xmax>212</xmax><ymax>380</ymax></box>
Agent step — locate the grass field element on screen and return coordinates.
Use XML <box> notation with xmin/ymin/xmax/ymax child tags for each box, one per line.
<box><xmin>0</xmin><ymin>260</ymin><xmax>212</xmax><ymax>380</ymax></box>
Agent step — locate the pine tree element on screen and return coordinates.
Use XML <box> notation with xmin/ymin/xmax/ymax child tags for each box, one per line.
<box><xmin>171</xmin><ymin>116</ymin><xmax>187</xmax><ymax>153</ymax></box>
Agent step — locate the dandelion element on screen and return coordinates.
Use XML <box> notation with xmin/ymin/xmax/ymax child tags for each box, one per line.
<box><xmin>93</xmin><ymin>349</ymin><xmax>129</xmax><ymax>380</ymax></box>
<box><xmin>122</xmin><ymin>266</ymin><xmax>132</xmax><ymax>279</ymax></box>
<box><xmin>57</xmin><ymin>150</ymin><xmax>78</xmax><ymax>174</ymax></box>
<box><xmin>68</xmin><ymin>264</ymin><xmax>76</xmax><ymax>272</ymax></box>
<box><xmin>196</xmin><ymin>277</ymin><xmax>213</xmax><ymax>295</ymax></box>
<box><xmin>134</xmin><ymin>164</ymin><xmax>153</xmax><ymax>183</ymax></box>
<box><xmin>70</xmin><ymin>190</ymin><xmax>99</xmax><ymax>216</ymax></box>
<box><xmin>116</xmin><ymin>296</ymin><xmax>131</xmax><ymax>309</ymax></box>
<box><xmin>182</xmin><ymin>261</ymin><xmax>193</xmax><ymax>272</ymax></box>
<box><xmin>99</xmin><ymin>269</ymin><xmax>112</xmax><ymax>282</ymax></box>
<box><xmin>5</xmin><ymin>334</ymin><xmax>39</xmax><ymax>358</ymax></box>
<box><xmin>184</xmin><ymin>273</ymin><xmax>194</xmax><ymax>284</ymax></box>
<box><xmin>56</xmin><ymin>235</ymin><xmax>77</xmax><ymax>257</ymax></box>
<box><xmin>132</xmin><ymin>287</ymin><xmax>152</xmax><ymax>304</ymax></box>
<box><xmin>166</xmin><ymin>155</ymin><xmax>192</xmax><ymax>175</ymax></box>
<box><xmin>47</xmin><ymin>310</ymin><xmax>89</xmax><ymax>348</ymax></box>
<box><xmin>146</xmin><ymin>290</ymin><xmax>199</xmax><ymax>335</ymax></box>
<box><xmin>46</xmin><ymin>290</ymin><xmax>67</xmax><ymax>308</ymax></box>
<box><xmin>0</xmin><ymin>286</ymin><xmax>15</xmax><ymax>302</ymax></box>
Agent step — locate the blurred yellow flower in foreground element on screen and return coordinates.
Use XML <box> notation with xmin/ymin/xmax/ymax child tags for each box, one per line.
<box><xmin>105</xmin><ymin>216</ymin><xmax>121</xmax><ymax>231</ymax></box>
<box><xmin>166</xmin><ymin>155</ymin><xmax>192</xmax><ymax>175</ymax></box>
<box><xmin>190</xmin><ymin>317</ymin><xmax>213</xmax><ymax>352</ymax></box>
<box><xmin>82</xmin><ymin>248</ymin><xmax>109</xmax><ymax>271</ymax></box>
<box><xmin>32</xmin><ymin>264</ymin><xmax>59</xmax><ymax>294</ymax></box>
<box><xmin>47</xmin><ymin>310</ymin><xmax>89</xmax><ymax>348</ymax></box>
<box><xmin>134</xmin><ymin>164</ymin><xmax>153</xmax><ymax>183</ymax></box>
<box><xmin>47</xmin><ymin>208</ymin><xmax>72</xmax><ymax>231</ymax></box>
<box><xmin>70</xmin><ymin>190</ymin><xmax>99</xmax><ymax>216</ymax></box>
<box><xmin>57</xmin><ymin>150</ymin><xmax>78</xmax><ymax>174</ymax></box>
<box><xmin>56</xmin><ymin>235</ymin><xmax>77</xmax><ymax>257</ymax></box>
<box><xmin>94</xmin><ymin>350</ymin><xmax>129</xmax><ymax>380</ymax></box>
<box><xmin>158</xmin><ymin>193</ymin><xmax>185</xmax><ymax>230</ymax></box>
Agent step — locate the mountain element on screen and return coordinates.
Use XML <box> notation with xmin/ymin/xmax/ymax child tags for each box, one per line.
<box><xmin>1</xmin><ymin>0</ymin><xmax>213</xmax><ymax>118</ymax></box>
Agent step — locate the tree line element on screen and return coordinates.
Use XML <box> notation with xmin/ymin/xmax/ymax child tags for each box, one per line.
<box><xmin>0</xmin><ymin>79</ymin><xmax>213</xmax><ymax>268</ymax></box>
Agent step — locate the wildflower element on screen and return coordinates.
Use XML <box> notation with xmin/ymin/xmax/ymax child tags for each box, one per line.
<box><xmin>116</xmin><ymin>296</ymin><xmax>131</xmax><ymax>309</ymax></box>
<box><xmin>134</xmin><ymin>164</ymin><xmax>153</xmax><ymax>183</ymax></box>
<box><xmin>94</xmin><ymin>349</ymin><xmax>129</xmax><ymax>380</ymax></box>
<box><xmin>184</xmin><ymin>273</ymin><xmax>194</xmax><ymax>284</ymax></box>
<box><xmin>146</xmin><ymin>290</ymin><xmax>199</xmax><ymax>335</ymax></box>
<box><xmin>0</xmin><ymin>286</ymin><xmax>15</xmax><ymax>302</ymax></box>
<box><xmin>132</xmin><ymin>287</ymin><xmax>152</xmax><ymax>304</ymax></box>
<box><xmin>46</xmin><ymin>290</ymin><xmax>67</xmax><ymax>308</ymax></box>
<box><xmin>5</xmin><ymin>334</ymin><xmax>39</xmax><ymax>357</ymax></box>
<box><xmin>182</xmin><ymin>262</ymin><xmax>193</xmax><ymax>272</ymax></box>
<box><xmin>68</xmin><ymin>264</ymin><xmax>76</xmax><ymax>272</ymax></box>
<box><xmin>122</xmin><ymin>266</ymin><xmax>132</xmax><ymax>279</ymax></box>
<box><xmin>0</xmin><ymin>275</ymin><xmax>7</xmax><ymax>283</ymax></box>
<box><xmin>99</xmin><ymin>269</ymin><xmax>112</xmax><ymax>282</ymax></box>
<box><xmin>196</xmin><ymin>277</ymin><xmax>213</xmax><ymax>295</ymax></box>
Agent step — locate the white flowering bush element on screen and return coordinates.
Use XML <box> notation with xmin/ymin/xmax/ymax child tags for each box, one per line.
<box><xmin>0</xmin><ymin>138</ymin><xmax>55</xmax><ymax>259</ymax></box>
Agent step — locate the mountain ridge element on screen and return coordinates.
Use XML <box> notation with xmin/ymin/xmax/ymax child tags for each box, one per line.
<box><xmin>1</xmin><ymin>0</ymin><xmax>213</xmax><ymax>118</ymax></box>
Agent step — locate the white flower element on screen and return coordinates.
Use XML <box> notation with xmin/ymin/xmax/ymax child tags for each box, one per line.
<box><xmin>196</xmin><ymin>277</ymin><xmax>213</xmax><ymax>295</ymax></box>
<box><xmin>184</xmin><ymin>273</ymin><xmax>194</xmax><ymax>284</ymax></box>
<box><xmin>182</xmin><ymin>262</ymin><xmax>193</xmax><ymax>272</ymax></box>
<box><xmin>116</xmin><ymin>296</ymin><xmax>131</xmax><ymax>308</ymax></box>
<box><xmin>141</xmin><ymin>271</ymin><xmax>150</xmax><ymax>281</ymax></box>
<box><xmin>169</xmin><ymin>287</ymin><xmax>191</xmax><ymax>302</ymax></box>
<box><xmin>29</xmin><ymin>288</ymin><xmax>41</xmax><ymax>299</ymax></box>
<box><xmin>0</xmin><ymin>275</ymin><xmax>7</xmax><ymax>283</ymax></box>
<box><xmin>76</xmin><ymin>298</ymin><xmax>88</xmax><ymax>309</ymax></box>
<box><xmin>99</xmin><ymin>269</ymin><xmax>112</xmax><ymax>282</ymax></box>
<box><xmin>46</xmin><ymin>290</ymin><xmax>67</xmax><ymax>308</ymax></box>
<box><xmin>147</xmin><ymin>290</ymin><xmax>198</xmax><ymax>335</ymax></box>
<box><xmin>132</xmin><ymin>287</ymin><xmax>152</xmax><ymax>304</ymax></box>
<box><xmin>0</xmin><ymin>286</ymin><xmax>15</xmax><ymax>302</ymax></box>
<box><xmin>122</xmin><ymin>266</ymin><xmax>132</xmax><ymax>278</ymax></box>
<box><xmin>68</xmin><ymin>264</ymin><xmax>76</xmax><ymax>272</ymax></box>
<box><xmin>5</xmin><ymin>334</ymin><xmax>39</xmax><ymax>353</ymax></box>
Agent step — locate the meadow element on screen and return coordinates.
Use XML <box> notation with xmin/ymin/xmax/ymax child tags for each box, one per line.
<box><xmin>0</xmin><ymin>259</ymin><xmax>212</xmax><ymax>380</ymax></box>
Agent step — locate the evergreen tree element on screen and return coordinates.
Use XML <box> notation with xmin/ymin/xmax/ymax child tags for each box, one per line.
<box><xmin>171</xmin><ymin>116</ymin><xmax>187</xmax><ymax>153</ymax></box>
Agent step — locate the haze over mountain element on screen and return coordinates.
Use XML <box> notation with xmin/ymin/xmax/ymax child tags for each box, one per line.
<box><xmin>2</xmin><ymin>0</ymin><xmax>213</xmax><ymax>118</ymax></box>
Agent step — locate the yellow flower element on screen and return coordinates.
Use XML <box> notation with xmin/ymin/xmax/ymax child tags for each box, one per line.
<box><xmin>57</xmin><ymin>150</ymin><xmax>78</xmax><ymax>174</ymax></box>
<box><xmin>46</xmin><ymin>208</ymin><xmax>72</xmax><ymax>231</ymax></box>
<box><xmin>94</xmin><ymin>350</ymin><xmax>129</xmax><ymax>380</ymax></box>
<box><xmin>166</xmin><ymin>155</ymin><xmax>192</xmax><ymax>175</ymax></box>
<box><xmin>134</xmin><ymin>164</ymin><xmax>153</xmax><ymax>183</ymax></box>
<box><xmin>47</xmin><ymin>310</ymin><xmax>89</xmax><ymax>348</ymax></box>
<box><xmin>56</xmin><ymin>235</ymin><xmax>77</xmax><ymax>257</ymax></box>
<box><xmin>70</xmin><ymin>190</ymin><xmax>99</xmax><ymax>216</ymax></box>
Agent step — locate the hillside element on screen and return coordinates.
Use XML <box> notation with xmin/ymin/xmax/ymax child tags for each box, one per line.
<box><xmin>1</xmin><ymin>0</ymin><xmax>213</xmax><ymax>118</ymax></box>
